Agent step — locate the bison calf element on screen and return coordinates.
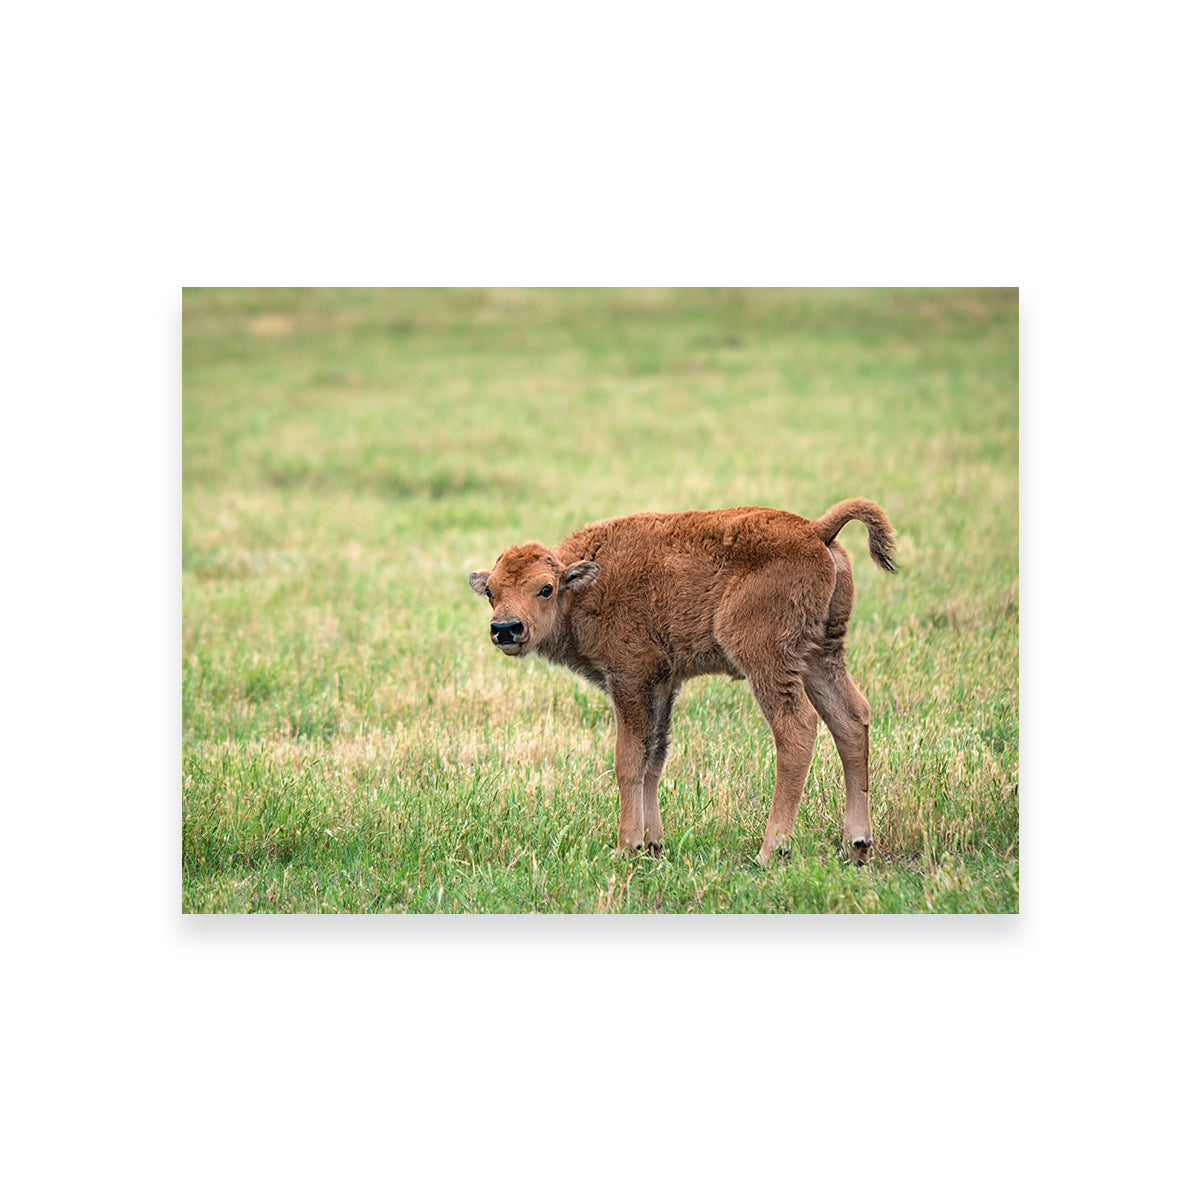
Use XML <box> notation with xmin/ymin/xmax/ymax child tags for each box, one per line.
<box><xmin>469</xmin><ymin>500</ymin><xmax>896</xmax><ymax>866</ymax></box>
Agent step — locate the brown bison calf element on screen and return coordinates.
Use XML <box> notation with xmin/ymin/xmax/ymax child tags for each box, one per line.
<box><xmin>469</xmin><ymin>500</ymin><xmax>896</xmax><ymax>866</ymax></box>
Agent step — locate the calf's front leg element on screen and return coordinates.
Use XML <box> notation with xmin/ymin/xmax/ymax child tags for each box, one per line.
<box><xmin>610</xmin><ymin>691</ymin><xmax>650</xmax><ymax>854</ymax></box>
<box><xmin>638</xmin><ymin>678</ymin><xmax>676</xmax><ymax>857</ymax></box>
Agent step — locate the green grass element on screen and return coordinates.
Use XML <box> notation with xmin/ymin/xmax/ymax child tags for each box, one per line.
<box><xmin>182</xmin><ymin>287</ymin><xmax>1018</xmax><ymax>913</ymax></box>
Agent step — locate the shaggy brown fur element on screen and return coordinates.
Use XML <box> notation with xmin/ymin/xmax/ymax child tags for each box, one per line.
<box><xmin>469</xmin><ymin>500</ymin><xmax>896</xmax><ymax>866</ymax></box>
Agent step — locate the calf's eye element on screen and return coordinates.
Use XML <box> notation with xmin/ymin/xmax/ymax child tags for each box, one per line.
<box><xmin>539</xmin><ymin>585</ymin><xmax>553</xmax><ymax>598</ymax></box>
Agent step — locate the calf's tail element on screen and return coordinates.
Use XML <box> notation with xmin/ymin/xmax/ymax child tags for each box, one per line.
<box><xmin>813</xmin><ymin>498</ymin><xmax>898</xmax><ymax>573</ymax></box>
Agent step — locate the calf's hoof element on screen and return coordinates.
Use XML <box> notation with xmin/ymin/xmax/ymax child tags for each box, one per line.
<box><xmin>645</xmin><ymin>840</ymin><xmax>663</xmax><ymax>858</ymax></box>
<box><xmin>754</xmin><ymin>839</ymin><xmax>791</xmax><ymax>869</ymax></box>
<box><xmin>850</xmin><ymin>837</ymin><xmax>872</xmax><ymax>866</ymax></box>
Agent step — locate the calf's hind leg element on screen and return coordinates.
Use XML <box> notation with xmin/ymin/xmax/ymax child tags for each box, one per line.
<box><xmin>803</xmin><ymin>657</ymin><xmax>873</xmax><ymax>863</ymax></box>
<box><xmin>750</xmin><ymin>683</ymin><xmax>821</xmax><ymax>868</ymax></box>
<box><xmin>805</xmin><ymin>539</ymin><xmax>875</xmax><ymax>864</ymax></box>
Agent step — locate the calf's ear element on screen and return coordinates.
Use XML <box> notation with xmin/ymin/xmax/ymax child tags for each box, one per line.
<box><xmin>468</xmin><ymin>570</ymin><xmax>491</xmax><ymax>596</ymax></box>
<box><xmin>561</xmin><ymin>560</ymin><xmax>601</xmax><ymax>591</ymax></box>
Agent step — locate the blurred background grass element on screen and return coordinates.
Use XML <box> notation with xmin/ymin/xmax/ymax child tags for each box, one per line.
<box><xmin>182</xmin><ymin>287</ymin><xmax>1017</xmax><ymax>912</ymax></box>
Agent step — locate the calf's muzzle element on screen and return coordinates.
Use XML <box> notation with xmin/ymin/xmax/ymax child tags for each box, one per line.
<box><xmin>490</xmin><ymin>618</ymin><xmax>526</xmax><ymax>647</ymax></box>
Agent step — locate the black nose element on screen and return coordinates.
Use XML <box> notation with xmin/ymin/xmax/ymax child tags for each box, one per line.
<box><xmin>491</xmin><ymin>619</ymin><xmax>525</xmax><ymax>645</ymax></box>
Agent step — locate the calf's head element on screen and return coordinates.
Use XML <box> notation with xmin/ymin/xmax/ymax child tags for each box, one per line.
<box><xmin>468</xmin><ymin>542</ymin><xmax>600</xmax><ymax>656</ymax></box>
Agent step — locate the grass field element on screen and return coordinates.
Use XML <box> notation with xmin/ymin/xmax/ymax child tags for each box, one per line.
<box><xmin>182</xmin><ymin>287</ymin><xmax>1018</xmax><ymax>914</ymax></box>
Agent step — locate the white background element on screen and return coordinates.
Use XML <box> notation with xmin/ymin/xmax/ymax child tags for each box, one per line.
<box><xmin>4</xmin><ymin>2</ymin><xmax>1193</xmax><ymax>1196</ymax></box>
